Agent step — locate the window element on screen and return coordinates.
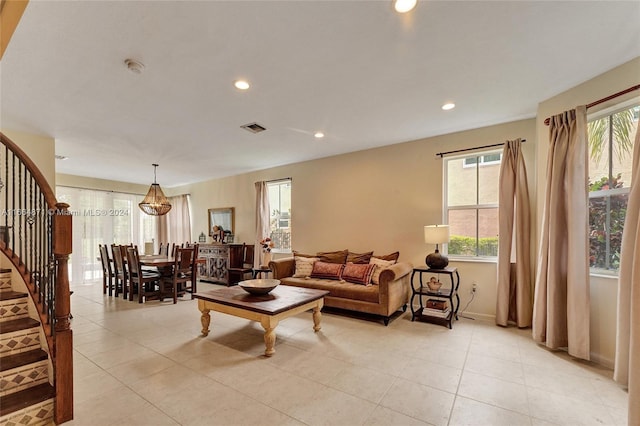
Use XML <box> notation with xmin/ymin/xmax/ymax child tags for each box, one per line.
<box><xmin>445</xmin><ymin>150</ymin><xmax>501</xmax><ymax>257</ymax></box>
<box><xmin>588</xmin><ymin>102</ymin><xmax>639</xmax><ymax>272</ymax></box>
<box><xmin>56</xmin><ymin>186</ymin><xmax>157</xmax><ymax>284</ymax></box>
<box><xmin>267</xmin><ymin>179</ymin><xmax>291</xmax><ymax>251</ymax></box>
<box><xmin>463</xmin><ymin>153</ymin><xmax>502</xmax><ymax>167</ymax></box>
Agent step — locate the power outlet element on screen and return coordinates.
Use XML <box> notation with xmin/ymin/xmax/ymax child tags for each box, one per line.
<box><xmin>472</xmin><ymin>282</ymin><xmax>477</xmax><ymax>293</ymax></box>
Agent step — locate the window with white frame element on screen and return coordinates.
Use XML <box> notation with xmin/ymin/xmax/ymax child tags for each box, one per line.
<box><xmin>588</xmin><ymin>102</ymin><xmax>639</xmax><ymax>272</ymax></box>
<box><xmin>444</xmin><ymin>150</ymin><xmax>501</xmax><ymax>258</ymax></box>
<box><xmin>56</xmin><ymin>186</ymin><xmax>157</xmax><ymax>284</ymax></box>
<box><xmin>267</xmin><ymin>179</ymin><xmax>291</xmax><ymax>251</ymax></box>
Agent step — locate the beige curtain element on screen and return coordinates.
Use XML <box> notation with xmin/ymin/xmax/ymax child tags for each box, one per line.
<box><xmin>533</xmin><ymin>106</ymin><xmax>590</xmax><ymax>360</ymax></box>
<box><xmin>614</xmin><ymin>120</ymin><xmax>640</xmax><ymax>424</ymax></box>
<box><xmin>496</xmin><ymin>138</ymin><xmax>532</xmax><ymax>327</ymax></box>
<box><xmin>254</xmin><ymin>182</ymin><xmax>270</xmax><ymax>268</ymax></box>
<box><xmin>157</xmin><ymin>194</ymin><xmax>192</xmax><ymax>246</ymax></box>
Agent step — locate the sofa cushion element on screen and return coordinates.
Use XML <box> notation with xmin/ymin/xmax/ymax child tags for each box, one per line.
<box><xmin>316</xmin><ymin>249</ymin><xmax>348</xmax><ymax>264</ymax></box>
<box><xmin>342</xmin><ymin>262</ymin><xmax>376</xmax><ymax>285</ymax></box>
<box><xmin>293</xmin><ymin>256</ymin><xmax>318</xmax><ymax>278</ymax></box>
<box><xmin>346</xmin><ymin>251</ymin><xmax>373</xmax><ymax>264</ymax></box>
<box><xmin>369</xmin><ymin>257</ymin><xmax>395</xmax><ymax>285</ymax></box>
<box><xmin>372</xmin><ymin>251</ymin><xmax>400</xmax><ymax>262</ymax></box>
<box><xmin>310</xmin><ymin>261</ymin><xmax>344</xmax><ymax>280</ymax></box>
<box><xmin>281</xmin><ymin>277</ymin><xmax>380</xmax><ymax>304</ymax></box>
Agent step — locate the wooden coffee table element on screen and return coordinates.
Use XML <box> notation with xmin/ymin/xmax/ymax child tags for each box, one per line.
<box><xmin>194</xmin><ymin>285</ymin><xmax>329</xmax><ymax>356</ymax></box>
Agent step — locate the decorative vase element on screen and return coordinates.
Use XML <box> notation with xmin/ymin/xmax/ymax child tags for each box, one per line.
<box><xmin>262</xmin><ymin>251</ymin><xmax>272</xmax><ymax>268</ymax></box>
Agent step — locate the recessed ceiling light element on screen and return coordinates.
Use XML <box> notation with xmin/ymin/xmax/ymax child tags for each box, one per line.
<box><xmin>314</xmin><ymin>132</ymin><xmax>325</xmax><ymax>139</ymax></box>
<box><xmin>234</xmin><ymin>80</ymin><xmax>250</xmax><ymax>90</ymax></box>
<box><xmin>442</xmin><ymin>103</ymin><xmax>456</xmax><ymax>111</ymax></box>
<box><xmin>394</xmin><ymin>0</ymin><xmax>417</xmax><ymax>13</ymax></box>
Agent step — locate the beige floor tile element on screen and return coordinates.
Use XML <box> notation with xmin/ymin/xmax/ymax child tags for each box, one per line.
<box><xmin>362</xmin><ymin>405</ymin><xmax>429</xmax><ymax>426</ymax></box>
<box><xmin>449</xmin><ymin>396</ymin><xmax>532</xmax><ymax>426</ymax></box>
<box><xmin>465</xmin><ymin>352</ymin><xmax>525</xmax><ymax>384</ymax></box>
<box><xmin>325</xmin><ymin>365</ymin><xmax>396</xmax><ymax>403</ymax></box>
<box><xmin>458</xmin><ymin>370</ymin><xmax>530</xmax><ymax>415</ymax></box>
<box><xmin>63</xmin><ymin>280</ymin><xmax>629</xmax><ymax>426</ymax></box>
<box><xmin>380</xmin><ymin>378</ymin><xmax>455</xmax><ymax>426</ymax></box>
<box><xmin>398</xmin><ymin>356</ymin><xmax>462</xmax><ymax>393</ymax></box>
<box><xmin>523</xmin><ymin>363</ymin><xmax>604</xmax><ymax>405</ymax></box>
<box><xmin>527</xmin><ymin>387</ymin><xmax>616</xmax><ymax>425</ymax></box>
<box><xmin>287</xmin><ymin>385</ymin><xmax>377</xmax><ymax>426</ymax></box>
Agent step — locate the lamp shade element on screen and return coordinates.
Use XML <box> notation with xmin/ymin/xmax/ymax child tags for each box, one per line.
<box><xmin>424</xmin><ymin>225</ymin><xmax>450</xmax><ymax>244</ymax></box>
<box><xmin>138</xmin><ymin>164</ymin><xmax>172</xmax><ymax>216</ymax></box>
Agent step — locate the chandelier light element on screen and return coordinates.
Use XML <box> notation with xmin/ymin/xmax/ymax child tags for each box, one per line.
<box><xmin>139</xmin><ymin>164</ymin><xmax>172</xmax><ymax>216</ymax></box>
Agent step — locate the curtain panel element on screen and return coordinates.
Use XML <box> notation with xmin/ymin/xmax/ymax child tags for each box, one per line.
<box><xmin>255</xmin><ymin>182</ymin><xmax>270</xmax><ymax>268</ymax></box>
<box><xmin>496</xmin><ymin>138</ymin><xmax>532</xmax><ymax>327</ymax></box>
<box><xmin>158</xmin><ymin>194</ymin><xmax>192</xmax><ymax>246</ymax></box>
<box><xmin>532</xmin><ymin>106</ymin><xmax>591</xmax><ymax>360</ymax></box>
<box><xmin>614</xmin><ymin>120</ymin><xmax>640</xmax><ymax>424</ymax></box>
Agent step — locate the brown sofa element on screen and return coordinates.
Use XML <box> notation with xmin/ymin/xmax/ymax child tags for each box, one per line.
<box><xmin>269</xmin><ymin>255</ymin><xmax>412</xmax><ymax>325</ymax></box>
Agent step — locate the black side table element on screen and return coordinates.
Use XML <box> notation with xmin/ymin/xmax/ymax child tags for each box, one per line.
<box><xmin>410</xmin><ymin>266</ymin><xmax>460</xmax><ymax>329</ymax></box>
<box><xmin>252</xmin><ymin>267</ymin><xmax>271</xmax><ymax>279</ymax></box>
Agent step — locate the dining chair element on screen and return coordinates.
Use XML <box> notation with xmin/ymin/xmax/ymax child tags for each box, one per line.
<box><xmin>228</xmin><ymin>243</ymin><xmax>254</xmax><ymax>285</ymax></box>
<box><xmin>111</xmin><ymin>244</ymin><xmax>129</xmax><ymax>299</ymax></box>
<box><xmin>158</xmin><ymin>243</ymin><xmax>169</xmax><ymax>256</ymax></box>
<box><xmin>127</xmin><ymin>246</ymin><xmax>161</xmax><ymax>303</ymax></box>
<box><xmin>185</xmin><ymin>243</ymin><xmax>199</xmax><ymax>299</ymax></box>
<box><xmin>161</xmin><ymin>247</ymin><xmax>195</xmax><ymax>304</ymax></box>
<box><xmin>99</xmin><ymin>244</ymin><xmax>114</xmax><ymax>296</ymax></box>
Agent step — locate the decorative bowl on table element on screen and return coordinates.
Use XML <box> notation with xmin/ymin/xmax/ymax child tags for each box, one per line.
<box><xmin>239</xmin><ymin>279</ymin><xmax>280</xmax><ymax>295</ymax></box>
<box><xmin>426</xmin><ymin>277</ymin><xmax>442</xmax><ymax>292</ymax></box>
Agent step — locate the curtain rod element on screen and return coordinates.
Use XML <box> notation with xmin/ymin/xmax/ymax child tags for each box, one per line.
<box><xmin>435</xmin><ymin>139</ymin><xmax>526</xmax><ymax>158</ymax></box>
<box><xmin>543</xmin><ymin>84</ymin><xmax>640</xmax><ymax>126</ymax></box>
<box><xmin>265</xmin><ymin>177</ymin><xmax>292</xmax><ymax>183</ymax></box>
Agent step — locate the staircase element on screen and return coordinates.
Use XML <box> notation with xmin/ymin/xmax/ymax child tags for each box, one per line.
<box><xmin>0</xmin><ymin>268</ymin><xmax>55</xmax><ymax>425</ymax></box>
<box><xmin>0</xmin><ymin>133</ymin><xmax>73</xmax><ymax>425</ymax></box>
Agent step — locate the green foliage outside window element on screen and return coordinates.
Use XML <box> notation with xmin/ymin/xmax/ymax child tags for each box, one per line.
<box><xmin>588</xmin><ymin>174</ymin><xmax>627</xmax><ymax>270</ymax></box>
<box><xmin>449</xmin><ymin>235</ymin><xmax>498</xmax><ymax>257</ymax></box>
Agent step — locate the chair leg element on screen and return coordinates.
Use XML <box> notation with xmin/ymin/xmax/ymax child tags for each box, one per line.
<box><xmin>138</xmin><ymin>281</ymin><xmax>144</xmax><ymax>303</ymax></box>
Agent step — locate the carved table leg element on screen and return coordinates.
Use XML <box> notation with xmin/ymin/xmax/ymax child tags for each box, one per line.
<box><xmin>200</xmin><ymin>307</ymin><xmax>211</xmax><ymax>336</ymax></box>
<box><xmin>312</xmin><ymin>305</ymin><xmax>322</xmax><ymax>332</ymax></box>
<box><xmin>260</xmin><ymin>316</ymin><xmax>279</xmax><ymax>357</ymax></box>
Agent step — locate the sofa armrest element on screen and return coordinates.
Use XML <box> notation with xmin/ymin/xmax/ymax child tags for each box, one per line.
<box><xmin>378</xmin><ymin>261</ymin><xmax>413</xmax><ymax>286</ymax></box>
<box><xmin>378</xmin><ymin>261</ymin><xmax>413</xmax><ymax>315</ymax></box>
<box><xmin>269</xmin><ymin>257</ymin><xmax>295</xmax><ymax>279</ymax></box>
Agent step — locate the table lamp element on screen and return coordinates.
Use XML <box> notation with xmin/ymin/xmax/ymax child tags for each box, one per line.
<box><xmin>424</xmin><ymin>225</ymin><xmax>449</xmax><ymax>269</ymax></box>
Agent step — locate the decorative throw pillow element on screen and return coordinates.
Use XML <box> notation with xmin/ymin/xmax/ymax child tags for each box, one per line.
<box><xmin>342</xmin><ymin>262</ymin><xmax>376</xmax><ymax>286</ymax></box>
<box><xmin>310</xmin><ymin>261</ymin><xmax>345</xmax><ymax>280</ymax></box>
<box><xmin>369</xmin><ymin>257</ymin><xmax>395</xmax><ymax>285</ymax></box>
<box><xmin>293</xmin><ymin>257</ymin><xmax>318</xmax><ymax>278</ymax></box>
<box><xmin>316</xmin><ymin>249</ymin><xmax>348</xmax><ymax>264</ymax></box>
<box><xmin>372</xmin><ymin>251</ymin><xmax>400</xmax><ymax>263</ymax></box>
<box><xmin>346</xmin><ymin>251</ymin><xmax>374</xmax><ymax>264</ymax></box>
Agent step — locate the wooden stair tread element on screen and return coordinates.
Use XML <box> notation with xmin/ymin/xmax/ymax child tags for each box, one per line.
<box><xmin>0</xmin><ymin>317</ymin><xmax>40</xmax><ymax>334</ymax></box>
<box><xmin>0</xmin><ymin>291</ymin><xmax>28</xmax><ymax>301</ymax></box>
<box><xmin>0</xmin><ymin>382</ymin><xmax>54</xmax><ymax>417</ymax></box>
<box><xmin>0</xmin><ymin>349</ymin><xmax>48</xmax><ymax>372</ymax></box>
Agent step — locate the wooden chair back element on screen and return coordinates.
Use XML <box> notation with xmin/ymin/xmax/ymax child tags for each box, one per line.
<box><xmin>99</xmin><ymin>244</ymin><xmax>113</xmax><ymax>295</ymax></box>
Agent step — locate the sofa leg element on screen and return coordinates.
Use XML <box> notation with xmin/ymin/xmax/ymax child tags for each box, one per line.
<box><xmin>402</xmin><ymin>304</ymin><xmax>407</xmax><ymax>312</ymax></box>
<box><xmin>383</xmin><ymin>317</ymin><xmax>390</xmax><ymax>326</ymax></box>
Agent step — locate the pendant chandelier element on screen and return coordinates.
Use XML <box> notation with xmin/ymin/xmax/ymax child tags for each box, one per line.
<box><xmin>139</xmin><ymin>164</ymin><xmax>172</xmax><ymax>216</ymax></box>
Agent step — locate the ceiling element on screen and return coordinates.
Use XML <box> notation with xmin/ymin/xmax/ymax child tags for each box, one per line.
<box><xmin>1</xmin><ymin>1</ymin><xmax>639</xmax><ymax>187</ymax></box>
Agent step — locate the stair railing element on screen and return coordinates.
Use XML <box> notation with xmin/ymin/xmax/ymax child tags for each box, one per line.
<box><xmin>0</xmin><ymin>132</ymin><xmax>73</xmax><ymax>424</ymax></box>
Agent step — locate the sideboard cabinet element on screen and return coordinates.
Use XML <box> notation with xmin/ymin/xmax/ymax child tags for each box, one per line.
<box><xmin>197</xmin><ymin>244</ymin><xmax>244</xmax><ymax>286</ymax></box>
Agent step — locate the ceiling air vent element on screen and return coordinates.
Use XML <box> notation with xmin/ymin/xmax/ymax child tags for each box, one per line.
<box><xmin>240</xmin><ymin>122</ymin><xmax>267</xmax><ymax>134</ymax></box>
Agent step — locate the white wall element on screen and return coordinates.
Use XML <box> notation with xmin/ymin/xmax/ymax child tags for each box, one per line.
<box><xmin>1</xmin><ymin>129</ymin><xmax>56</xmax><ymax>188</ymax></box>
<box><xmin>174</xmin><ymin>118</ymin><xmax>537</xmax><ymax>321</ymax></box>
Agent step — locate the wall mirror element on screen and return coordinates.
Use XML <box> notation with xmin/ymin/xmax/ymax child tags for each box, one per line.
<box><xmin>208</xmin><ymin>207</ymin><xmax>235</xmax><ymax>239</ymax></box>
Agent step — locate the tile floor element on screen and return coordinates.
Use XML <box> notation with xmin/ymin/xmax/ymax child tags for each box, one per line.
<box><xmin>65</xmin><ymin>281</ymin><xmax>628</xmax><ymax>425</ymax></box>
